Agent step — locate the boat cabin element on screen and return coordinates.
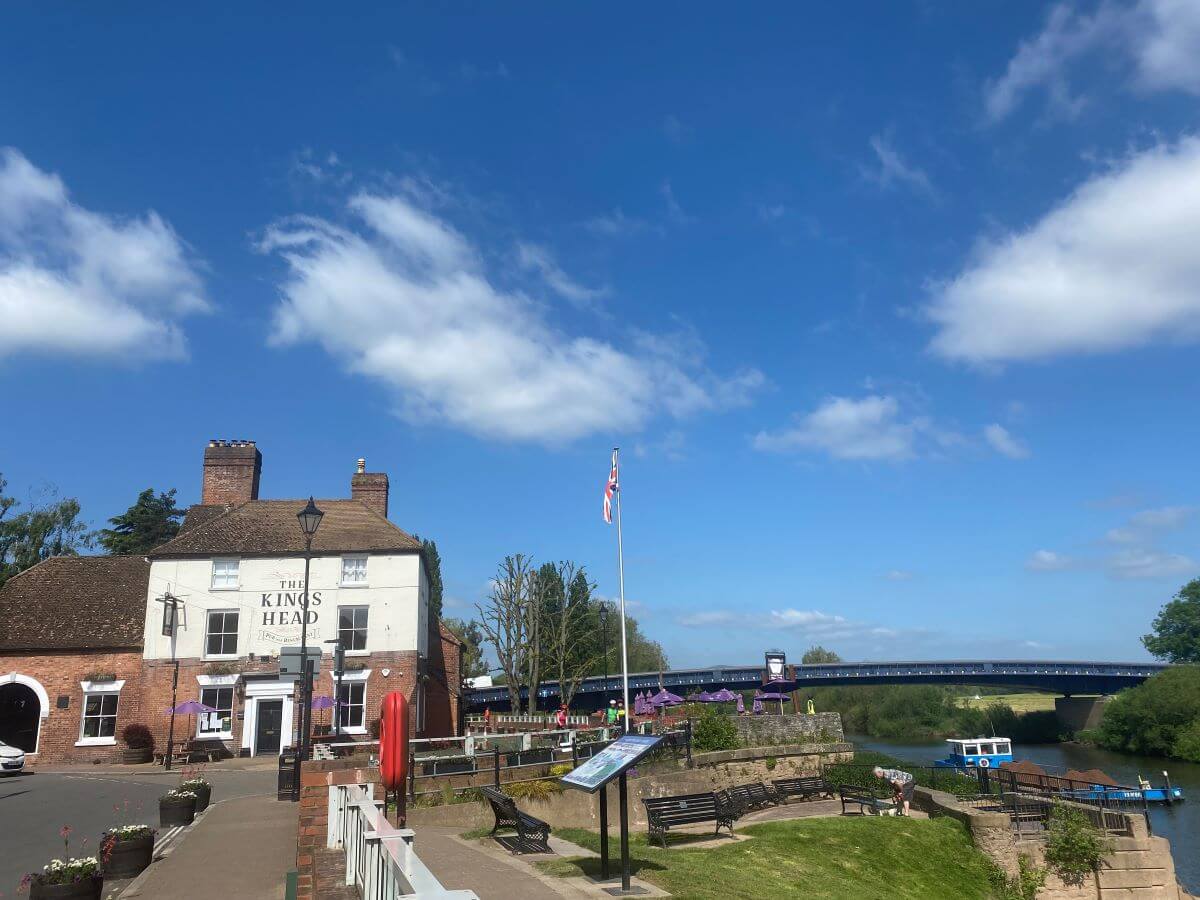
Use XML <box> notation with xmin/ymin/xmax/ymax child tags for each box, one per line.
<box><xmin>936</xmin><ymin>737</ymin><xmax>1014</xmax><ymax>769</ymax></box>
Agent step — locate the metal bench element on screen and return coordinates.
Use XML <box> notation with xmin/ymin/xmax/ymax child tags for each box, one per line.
<box><xmin>772</xmin><ymin>776</ymin><xmax>834</xmax><ymax>802</ymax></box>
<box><xmin>479</xmin><ymin>786</ymin><xmax>552</xmax><ymax>853</ymax></box>
<box><xmin>642</xmin><ymin>790</ymin><xmax>742</xmax><ymax>848</ymax></box>
<box><xmin>838</xmin><ymin>784</ymin><xmax>895</xmax><ymax>816</ymax></box>
<box><xmin>730</xmin><ymin>782</ymin><xmax>780</xmax><ymax>810</ymax></box>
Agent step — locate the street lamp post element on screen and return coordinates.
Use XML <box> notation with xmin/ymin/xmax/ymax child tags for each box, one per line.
<box><xmin>325</xmin><ymin>638</ymin><xmax>345</xmax><ymax>740</ymax></box>
<box><xmin>599</xmin><ymin>604</ymin><xmax>610</xmax><ymax>701</ymax></box>
<box><xmin>296</xmin><ymin>498</ymin><xmax>324</xmax><ymax>763</ymax></box>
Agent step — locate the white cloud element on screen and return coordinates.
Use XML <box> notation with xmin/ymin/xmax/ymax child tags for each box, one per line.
<box><xmin>661</xmin><ymin>181</ymin><xmax>696</xmax><ymax>225</ymax></box>
<box><xmin>884</xmin><ymin>569</ymin><xmax>914</xmax><ymax>582</ymax></box>
<box><xmin>927</xmin><ymin>137</ymin><xmax>1200</xmax><ymax>364</ymax></box>
<box><xmin>753</xmin><ymin>395</ymin><xmax>923</xmax><ymax>461</ymax></box>
<box><xmin>0</xmin><ymin>148</ymin><xmax>207</xmax><ymax>360</ymax></box>
<box><xmin>984</xmin><ymin>423</ymin><xmax>1030</xmax><ymax>459</ymax></box>
<box><xmin>862</xmin><ymin>135</ymin><xmax>934</xmax><ymax>196</ymax></box>
<box><xmin>985</xmin><ymin>0</ymin><xmax>1200</xmax><ymax>122</ymax></box>
<box><xmin>1108</xmin><ymin>548</ymin><xmax>1197</xmax><ymax>579</ymax></box>
<box><xmin>516</xmin><ymin>242</ymin><xmax>607</xmax><ymax>309</ymax></box>
<box><xmin>262</xmin><ymin>190</ymin><xmax>762</xmax><ymax>443</ymax></box>
<box><xmin>674</xmin><ymin>606</ymin><xmax>898</xmax><ymax>644</ymax></box>
<box><xmin>676</xmin><ymin>611</ymin><xmax>739</xmax><ymax>627</ymax></box>
<box><xmin>1026</xmin><ymin>549</ymin><xmax>1075</xmax><ymax>571</ymax></box>
<box><xmin>1105</xmin><ymin>506</ymin><xmax>1193</xmax><ymax>543</ymax></box>
<box><xmin>582</xmin><ymin>208</ymin><xmax>651</xmax><ymax>237</ymax></box>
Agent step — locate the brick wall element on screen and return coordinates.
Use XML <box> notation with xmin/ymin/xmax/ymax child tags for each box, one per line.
<box><xmin>1</xmin><ymin>649</ymin><xmax>145</xmax><ymax>765</ymax></box>
<box><xmin>422</xmin><ymin>623</ymin><xmax>462</xmax><ymax>738</ymax></box>
<box><xmin>296</xmin><ymin>759</ymin><xmax>382</xmax><ymax>900</ymax></box>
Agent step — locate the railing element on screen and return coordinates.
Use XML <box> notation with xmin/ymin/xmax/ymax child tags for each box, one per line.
<box><xmin>329</xmin><ymin>783</ymin><xmax>479</xmax><ymax>899</ymax></box>
<box><xmin>956</xmin><ymin>791</ymin><xmax>1136</xmax><ymax>836</ymax></box>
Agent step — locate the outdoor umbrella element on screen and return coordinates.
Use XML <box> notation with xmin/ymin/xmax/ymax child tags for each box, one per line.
<box><xmin>649</xmin><ymin>689</ymin><xmax>684</xmax><ymax>707</ymax></box>
<box><xmin>696</xmin><ymin>691</ymin><xmax>717</xmax><ymax>702</ymax></box>
<box><xmin>169</xmin><ymin>700</ymin><xmax>217</xmax><ymax>745</ymax></box>
<box><xmin>634</xmin><ymin>694</ymin><xmax>647</xmax><ymax>716</ymax></box>
<box><xmin>708</xmin><ymin>688</ymin><xmax>738</xmax><ymax>703</ymax></box>
<box><xmin>736</xmin><ymin>694</ymin><xmax>745</xmax><ymax>714</ymax></box>
<box><xmin>752</xmin><ymin>697</ymin><xmax>763</xmax><ymax>714</ymax></box>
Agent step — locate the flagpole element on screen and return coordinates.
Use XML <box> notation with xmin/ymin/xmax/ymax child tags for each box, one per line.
<box><xmin>614</xmin><ymin>447</ymin><xmax>631</xmax><ymax>733</ymax></box>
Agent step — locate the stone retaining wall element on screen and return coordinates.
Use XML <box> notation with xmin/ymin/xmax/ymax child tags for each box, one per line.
<box><xmin>732</xmin><ymin>712</ymin><xmax>844</xmax><ymax>746</ymax></box>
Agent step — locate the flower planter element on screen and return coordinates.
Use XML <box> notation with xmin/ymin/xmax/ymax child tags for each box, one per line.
<box><xmin>28</xmin><ymin>876</ymin><xmax>103</xmax><ymax>900</ymax></box>
<box><xmin>159</xmin><ymin>795</ymin><xmax>196</xmax><ymax>827</ymax></box>
<box><xmin>101</xmin><ymin>832</ymin><xmax>153</xmax><ymax>879</ymax></box>
<box><xmin>121</xmin><ymin>746</ymin><xmax>152</xmax><ymax>765</ymax></box>
<box><xmin>188</xmin><ymin>782</ymin><xmax>212</xmax><ymax>813</ymax></box>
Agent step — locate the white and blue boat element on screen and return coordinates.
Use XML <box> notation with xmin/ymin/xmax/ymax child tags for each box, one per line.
<box><xmin>934</xmin><ymin>736</ymin><xmax>1015</xmax><ymax>770</ymax></box>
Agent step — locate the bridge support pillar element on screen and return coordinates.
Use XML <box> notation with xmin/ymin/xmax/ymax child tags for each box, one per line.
<box><xmin>1054</xmin><ymin>695</ymin><xmax>1109</xmax><ymax>733</ymax></box>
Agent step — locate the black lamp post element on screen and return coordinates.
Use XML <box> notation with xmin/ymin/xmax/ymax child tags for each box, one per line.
<box><xmin>296</xmin><ymin>497</ymin><xmax>324</xmax><ymax>762</ymax></box>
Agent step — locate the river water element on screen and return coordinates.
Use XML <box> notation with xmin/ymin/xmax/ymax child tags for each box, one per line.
<box><xmin>847</xmin><ymin>734</ymin><xmax>1199</xmax><ymax>893</ymax></box>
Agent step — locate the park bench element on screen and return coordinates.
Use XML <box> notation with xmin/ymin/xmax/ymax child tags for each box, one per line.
<box><xmin>480</xmin><ymin>786</ymin><xmax>552</xmax><ymax>853</ymax></box>
<box><xmin>772</xmin><ymin>776</ymin><xmax>834</xmax><ymax>803</ymax></box>
<box><xmin>838</xmin><ymin>784</ymin><xmax>895</xmax><ymax>816</ymax></box>
<box><xmin>730</xmin><ymin>782</ymin><xmax>780</xmax><ymax>810</ymax></box>
<box><xmin>642</xmin><ymin>789</ymin><xmax>742</xmax><ymax>848</ymax></box>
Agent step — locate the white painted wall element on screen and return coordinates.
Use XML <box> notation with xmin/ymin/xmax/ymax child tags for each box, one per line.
<box><xmin>142</xmin><ymin>553</ymin><xmax>426</xmax><ymax>661</ymax></box>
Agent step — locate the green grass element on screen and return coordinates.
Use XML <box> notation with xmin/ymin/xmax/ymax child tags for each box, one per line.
<box><xmin>538</xmin><ymin>818</ymin><xmax>999</xmax><ymax>900</ymax></box>
<box><xmin>959</xmin><ymin>692</ymin><xmax>1058</xmax><ymax>713</ymax></box>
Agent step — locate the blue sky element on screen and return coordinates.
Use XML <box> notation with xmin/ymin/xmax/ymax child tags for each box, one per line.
<box><xmin>3</xmin><ymin>2</ymin><xmax>1200</xmax><ymax>668</ymax></box>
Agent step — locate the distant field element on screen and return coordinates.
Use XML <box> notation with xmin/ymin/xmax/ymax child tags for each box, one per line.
<box><xmin>958</xmin><ymin>692</ymin><xmax>1058</xmax><ymax>713</ymax></box>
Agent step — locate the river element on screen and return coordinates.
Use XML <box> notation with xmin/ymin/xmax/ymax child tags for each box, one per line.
<box><xmin>847</xmin><ymin>734</ymin><xmax>1199</xmax><ymax>893</ymax></box>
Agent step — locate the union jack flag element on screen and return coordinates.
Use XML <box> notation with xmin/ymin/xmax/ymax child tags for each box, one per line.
<box><xmin>603</xmin><ymin>449</ymin><xmax>619</xmax><ymax>524</ymax></box>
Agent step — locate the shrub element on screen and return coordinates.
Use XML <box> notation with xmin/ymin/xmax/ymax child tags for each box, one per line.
<box><xmin>1044</xmin><ymin>804</ymin><xmax>1111</xmax><ymax>886</ymax></box>
<box><xmin>549</xmin><ymin>763</ymin><xmax>573</xmax><ymax>777</ymax></box>
<box><xmin>987</xmin><ymin>855</ymin><xmax>1047</xmax><ymax>900</ymax></box>
<box><xmin>765</xmin><ymin>756</ymin><xmax>777</xmax><ymax>771</ymax></box>
<box><xmin>121</xmin><ymin>723</ymin><xmax>154</xmax><ymax>751</ymax></box>
<box><xmin>507</xmin><ymin>778</ymin><xmax>562</xmax><ymax>800</ymax></box>
<box><xmin>693</xmin><ymin>708</ymin><xmax>738</xmax><ymax>752</ymax></box>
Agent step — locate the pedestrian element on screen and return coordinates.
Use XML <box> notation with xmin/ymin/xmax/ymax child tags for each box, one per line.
<box><xmin>482</xmin><ymin>706</ymin><xmax>491</xmax><ymax>732</ymax></box>
<box><xmin>873</xmin><ymin>765</ymin><xmax>915</xmax><ymax>817</ymax></box>
<box><xmin>555</xmin><ymin>704</ymin><xmax>568</xmax><ymax>729</ymax></box>
<box><xmin>806</xmin><ymin>698</ymin><xmax>816</xmax><ymax>715</ymax></box>
<box><xmin>605</xmin><ymin>700</ymin><xmax>618</xmax><ymax>726</ymax></box>
<box><xmin>617</xmin><ymin>699</ymin><xmax>626</xmax><ymax>725</ymax></box>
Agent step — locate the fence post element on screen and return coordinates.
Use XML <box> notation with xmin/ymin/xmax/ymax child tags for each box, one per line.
<box><xmin>979</xmin><ymin>766</ymin><xmax>990</xmax><ymax>795</ymax></box>
<box><xmin>685</xmin><ymin>719</ymin><xmax>692</xmax><ymax>766</ymax></box>
<box><xmin>494</xmin><ymin>747</ymin><xmax>500</xmax><ymax>788</ymax></box>
<box><xmin>408</xmin><ymin>750</ymin><xmax>416</xmax><ymax>803</ymax></box>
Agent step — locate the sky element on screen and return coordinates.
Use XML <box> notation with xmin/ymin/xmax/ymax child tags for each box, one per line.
<box><xmin>2</xmin><ymin>2</ymin><xmax>1200</xmax><ymax>669</ymax></box>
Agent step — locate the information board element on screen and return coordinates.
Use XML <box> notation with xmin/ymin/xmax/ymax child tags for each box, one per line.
<box><xmin>560</xmin><ymin>734</ymin><xmax>664</xmax><ymax>793</ymax></box>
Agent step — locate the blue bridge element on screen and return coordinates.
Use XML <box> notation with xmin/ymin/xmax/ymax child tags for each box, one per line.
<box><xmin>464</xmin><ymin>659</ymin><xmax>1169</xmax><ymax>711</ymax></box>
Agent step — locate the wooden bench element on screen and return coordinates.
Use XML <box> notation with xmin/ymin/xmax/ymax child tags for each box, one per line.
<box><xmin>642</xmin><ymin>790</ymin><xmax>742</xmax><ymax>848</ymax></box>
<box><xmin>730</xmin><ymin>782</ymin><xmax>780</xmax><ymax>810</ymax></box>
<box><xmin>480</xmin><ymin>786</ymin><xmax>552</xmax><ymax>853</ymax></box>
<box><xmin>838</xmin><ymin>784</ymin><xmax>895</xmax><ymax>816</ymax></box>
<box><xmin>772</xmin><ymin>776</ymin><xmax>834</xmax><ymax>803</ymax></box>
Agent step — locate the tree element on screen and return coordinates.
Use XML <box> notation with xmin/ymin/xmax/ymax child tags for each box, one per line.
<box><xmin>442</xmin><ymin>617</ymin><xmax>489</xmax><ymax>679</ymax></box>
<box><xmin>1143</xmin><ymin>579</ymin><xmax>1200</xmax><ymax>663</ymax></box>
<box><xmin>420</xmin><ymin>538</ymin><xmax>444</xmax><ymax>620</ymax></box>
<box><xmin>475</xmin><ymin>554</ymin><xmax>535</xmax><ymax>715</ymax></box>
<box><xmin>0</xmin><ymin>476</ymin><xmax>93</xmax><ymax>588</ymax></box>
<box><xmin>587</xmin><ymin>602</ymin><xmax>668</xmax><ymax>676</ymax></box>
<box><xmin>97</xmin><ymin>488</ymin><xmax>183</xmax><ymax>555</ymax></box>
<box><xmin>543</xmin><ymin>563</ymin><xmax>601</xmax><ymax>708</ymax></box>
<box><xmin>1094</xmin><ymin>666</ymin><xmax>1200</xmax><ymax>760</ymax></box>
<box><xmin>802</xmin><ymin>645</ymin><xmax>842</xmax><ymax>665</ymax></box>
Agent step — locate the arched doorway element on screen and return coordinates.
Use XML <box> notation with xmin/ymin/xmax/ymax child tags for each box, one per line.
<box><xmin>0</xmin><ymin>682</ymin><xmax>41</xmax><ymax>752</ymax></box>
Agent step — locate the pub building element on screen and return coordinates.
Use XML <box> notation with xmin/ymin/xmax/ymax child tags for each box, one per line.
<box><xmin>0</xmin><ymin>439</ymin><xmax>463</xmax><ymax>765</ymax></box>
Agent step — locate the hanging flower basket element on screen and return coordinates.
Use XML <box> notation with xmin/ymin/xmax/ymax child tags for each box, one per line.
<box><xmin>100</xmin><ymin>826</ymin><xmax>155</xmax><ymax>879</ymax></box>
<box><xmin>178</xmin><ymin>778</ymin><xmax>212</xmax><ymax>812</ymax></box>
<box><xmin>158</xmin><ymin>790</ymin><xmax>197</xmax><ymax>827</ymax></box>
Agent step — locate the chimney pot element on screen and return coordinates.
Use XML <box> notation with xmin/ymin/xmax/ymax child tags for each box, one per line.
<box><xmin>351</xmin><ymin>464</ymin><xmax>389</xmax><ymax>518</ymax></box>
<box><xmin>202</xmin><ymin>438</ymin><xmax>262</xmax><ymax>505</ymax></box>
<box><xmin>357</xmin><ymin>457</ymin><xmax>366</xmax><ymax>474</ymax></box>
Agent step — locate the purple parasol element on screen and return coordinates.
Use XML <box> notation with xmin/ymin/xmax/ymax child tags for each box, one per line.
<box><xmin>708</xmin><ymin>688</ymin><xmax>738</xmax><ymax>703</ymax></box>
<box><xmin>736</xmin><ymin>694</ymin><xmax>745</xmax><ymax>713</ymax></box>
<box><xmin>311</xmin><ymin>695</ymin><xmax>339</xmax><ymax>709</ymax></box>
<box><xmin>649</xmin><ymin>688</ymin><xmax>684</xmax><ymax>707</ymax></box>
<box><xmin>758</xmin><ymin>692</ymin><xmax>790</xmax><ymax>701</ymax></box>
<box><xmin>170</xmin><ymin>700</ymin><xmax>216</xmax><ymax>714</ymax></box>
<box><xmin>752</xmin><ymin>697</ymin><xmax>763</xmax><ymax>714</ymax></box>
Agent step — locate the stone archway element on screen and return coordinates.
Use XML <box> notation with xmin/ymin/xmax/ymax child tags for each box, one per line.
<box><xmin>0</xmin><ymin>682</ymin><xmax>41</xmax><ymax>752</ymax></box>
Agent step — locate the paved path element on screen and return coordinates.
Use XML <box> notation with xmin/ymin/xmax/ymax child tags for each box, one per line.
<box><xmin>123</xmin><ymin>794</ymin><xmax>296</xmax><ymax>900</ymax></box>
<box><xmin>414</xmin><ymin>826</ymin><xmax>570</xmax><ymax>899</ymax></box>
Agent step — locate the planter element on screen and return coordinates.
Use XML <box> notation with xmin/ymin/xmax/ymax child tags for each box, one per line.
<box><xmin>101</xmin><ymin>833</ymin><xmax>153</xmax><ymax>879</ymax></box>
<box><xmin>29</xmin><ymin>876</ymin><xmax>103</xmax><ymax>900</ymax></box>
<box><xmin>187</xmin><ymin>782</ymin><xmax>212</xmax><ymax>813</ymax></box>
<box><xmin>121</xmin><ymin>746</ymin><xmax>152</xmax><ymax>765</ymax></box>
<box><xmin>159</xmin><ymin>795</ymin><xmax>196</xmax><ymax>827</ymax></box>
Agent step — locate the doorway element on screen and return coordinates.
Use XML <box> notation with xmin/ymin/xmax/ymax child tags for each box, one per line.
<box><xmin>255</xmin><ymin>700</ymin><xmax>283</xmax><ymax>755</ymax></box>
<box><xmin>0</xmin><ymin>683</ymin><xmax>40</xmax><ymax>752</ymax></box>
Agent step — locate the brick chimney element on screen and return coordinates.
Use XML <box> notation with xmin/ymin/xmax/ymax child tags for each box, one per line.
<box><xmin>202</xmin><ymin>439</ymin><xmax>262</xmax><ymax>505</ymax></box>
<box><xmin>351</xmin><ymin>457</ymin><xmax>389</xmax><ymax>518</ymax></box>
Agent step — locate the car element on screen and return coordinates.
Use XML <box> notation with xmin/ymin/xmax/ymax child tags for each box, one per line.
<box><xmin>0</xmin><ymin>740</ymin><xmax>26</xmax><ymax>775</ymax></box>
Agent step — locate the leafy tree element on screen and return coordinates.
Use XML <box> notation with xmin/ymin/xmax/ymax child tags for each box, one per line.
<box><xmin>1093</xmin><ymin>666</ymin><xmax>1200</xmax><ymax>761</ymax></box>
<box><xmin>420</xmin><ymin>538</ymin><xmax>444</xmax><ymax>620</ymax></box>
<box><xmin>586</xmin><ymin>601</ymin><xmax>668</xmax><ymax>676</ymax></box>
<box><xmin>442</xmin><ymin>617</ymin><xmax>490</xmax><ymax>679</ymax></box>
<box><xmin>1143</xmin><ymin>579</ymin><xmax>1200</xmax><ymax>663</ymax></box>
<box><xmin>1043</xmin><ymin>804</ymin><xmax>1111</xmax><ymax>886</ymax></box>
<box><xmin>0</xmin><ymin>476</ymin><xmax>92</xmax><ymax>588</ymax></box>
<box><xmin>97</xmin><ymin>488</ymin><xmax>183</xmax><ymax>555</ymax></box>
<box><xmin>802</xmin><ymin>645</ymin><xmax>842</xmax><ymax>664</ymax></box>
<box><xmin>542</xmin><ymin>563</ymin><xmax>601</xmax><ymax>707</ymax></box>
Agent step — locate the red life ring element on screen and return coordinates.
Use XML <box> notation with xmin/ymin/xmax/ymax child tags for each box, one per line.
<box><xmin>380</xmin><ymin>691</ymin><xmax>409</xmax><ymax>791</ymax></box>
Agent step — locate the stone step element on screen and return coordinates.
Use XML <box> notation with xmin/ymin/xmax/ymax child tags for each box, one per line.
<box><xmin>1100</xmin><ymin>867</ymin><xmax>1173</xmax><ymax>890</ymax></box>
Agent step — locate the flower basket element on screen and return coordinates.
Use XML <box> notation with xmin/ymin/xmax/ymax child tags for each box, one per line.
<box><xmin>179</xmin><ymin>779</ymin><xmax>212</xmax><ymax>813</ymax></box>
<box><xmin>159</xmin><ymin>792</ymin><xmax>196</xmax><ymax>827</ymax></box>
<box><xmin>101</xmin><ymin>828</ymin><xmax>154</xmax><ymax>879</ymax></box>
<box><xmin>28</xmin><ymin>876</ymin><xmax>103</xmax><ymax>899</ymax></box>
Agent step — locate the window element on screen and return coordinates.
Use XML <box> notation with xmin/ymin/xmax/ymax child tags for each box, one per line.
<box><xmin>198</xmin><ymin>687</ymin><xmax>234</xmax><ymax>737</ymax></box>
<box><xmin>337</xmin><ymin>682</ymin><xmax>366</xmax><ymax>729</ymax></box>
<box><xmin>996</xmin><ymin>741</ymin><xmax>1011</xmax><ymax>755</ymax></box>
<box><xmin>211</xmin><ymin>558</ymin><xmax>239</xmax><ymax>590</ymax></box>
<box><xmin>979</xmin><ymin>742</ymin><xmax>995</xmax><ymax>755</ymax></box>
<box><xmin>963</xmin><ymin>744</ymin><xmax>980</xmax><ymax>756</ymax></box>
<box><xmin>341</xmin><ymin>555</ymin><xmax>368</xmax><ymax>586</ymax></box>
<box><xmin>81</xmin><ymin>693</ymin><xmax>118</xmax><ymax>740</ymax></box>
<box><xmin>206</xmin><ymin>610</ymin><xmax>240</xmax><ymax>656</ymax></box>
<box><xmin>338</xmin><ymin>606</ymin><xmax>369</xmax><ymax>651</ymax></box>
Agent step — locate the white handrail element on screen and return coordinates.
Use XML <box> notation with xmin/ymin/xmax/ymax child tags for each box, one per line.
<box><xmin>329</xmin><ymin>784</ymin><xmax>479</xmax><ymax>899</ymax></box>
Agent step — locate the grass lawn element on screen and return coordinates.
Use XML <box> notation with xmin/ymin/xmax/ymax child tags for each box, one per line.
<box><xmin>959</xmin><ymin>692</ymin><xmax>1058</xmax><ymax>713</ymax></box>
<box><xmin>536</xmin><ymin>818</ymin><xmax>999</xmax><ymax>900</ymax></box>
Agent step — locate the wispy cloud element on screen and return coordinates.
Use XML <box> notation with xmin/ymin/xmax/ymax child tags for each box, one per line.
<box><xmin>516</xmin><ymin>242</ymin><xmax>607</xmax><ymax>310</ymax></box>
<box><xmin>862</xmin><ymin>134</ymin><xmax>935</xmax><ymax>196</ymax></box>
<box><xmin>1026</xmin><ymin>549</ymin><xmax>1075</xmax><ymax>572</ymax></box>
<box><xmin>1105</xmin><ymin>506</ymin><xmax>1193</xmax><ymax>543</ymax></box>
<box><xmin>1107</xmin><ymin>548</ymin><xmax>1197</xmax><ymax>580</ymax></box>
<box><xmin>883</xmin><ymin>569</ymin><xmax>914</xmax><ymax>582</ymax></box>
<box><xmin>581</xmin><ymin>208</ymin><xmax>653</xmax><ymax>238</ymax></box>
<box><xmin>984</xmin><ymin>423</ymin><xmax>1030</xmax><ymax>459</ymax></box>
<box><xmin>661</xmin><ymin>180</ymin><xmax>696</xmax><ymax>225</ymax></box>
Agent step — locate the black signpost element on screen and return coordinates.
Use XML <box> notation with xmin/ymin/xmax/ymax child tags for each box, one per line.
<box><xmin>560</xmin><ymin>733</ymin><xmax>663</xmax><ymax>895</ymax></box>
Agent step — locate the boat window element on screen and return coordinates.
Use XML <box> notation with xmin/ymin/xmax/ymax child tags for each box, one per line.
<box><xmin>995</xmin><ymin>742</ymin><xmax>1011</xmax><ymax>755</ymax></box>
<box><xmin>979</xmin><ymin>743</ymin><xmax>995</xmax><ymax>755</ymax></box>
<box><xmin>964</xmin><ymin>744</ymin><xmax>980</xmax><ymax>755</ymax></box>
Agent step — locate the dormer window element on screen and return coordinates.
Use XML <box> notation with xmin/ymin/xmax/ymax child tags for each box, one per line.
<box><xmin>341</xmin><ymin>555</ymin><xmax>368</xmax><ymax>586</ymax></box>
<box><xmin>211</xmin><ymin>558</ymin><xmax>240</xmax><ymax>590</ymax></box>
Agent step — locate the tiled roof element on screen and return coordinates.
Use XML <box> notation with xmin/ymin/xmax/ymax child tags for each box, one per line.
<box><xmin>0</xmin><ymin>555</ymin><xmax>149</xmax><ymax>651</ymax></box>
<box><xmin>149</xmin><ymin>500</ymin><xmax>422</xmax><ymax>557</ymax></box>
<box><xmin>178</xmin><ymin>504</ymin><xmax>230</xmax><ymax>534</ymax></box>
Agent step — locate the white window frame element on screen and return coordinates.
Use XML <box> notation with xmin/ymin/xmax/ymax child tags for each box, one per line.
<box><xmin>337</xmin><ymin>605</ymin><xmax>370</xmax><ymax>654</ymax></box>
<box><xmin>196</xmin><ymin>674</ymin><xmax>238</xmax><ymax>740</ymax></box>
<box><xmin>340</xmin><ymin>554</ymin><xmax>368</xmax><ymax>587</ymax></box>
<box><xmin>76</xmin><ymin>680</ymin><xmax>125</xmax><ymax>747</ymax></box>
<box><xmin>211</xmin><ymin>558</ymin><xmax>240</xmax><ymax>591</ymax></box>
<box><xmin>204</xmin><ymin>609</ymin><xmax>241</xmax><ymax>659</ymax></box>
<box><xmin>332</xmin><ymin>669</ymin><xmax>370</xmax><ymax>734</ymax></box>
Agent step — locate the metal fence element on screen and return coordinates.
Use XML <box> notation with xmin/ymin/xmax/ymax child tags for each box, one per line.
<box><xmin>329</xmin><ymin>782</ymin><xmax>479</xmax><ymax>899</ymax></box>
